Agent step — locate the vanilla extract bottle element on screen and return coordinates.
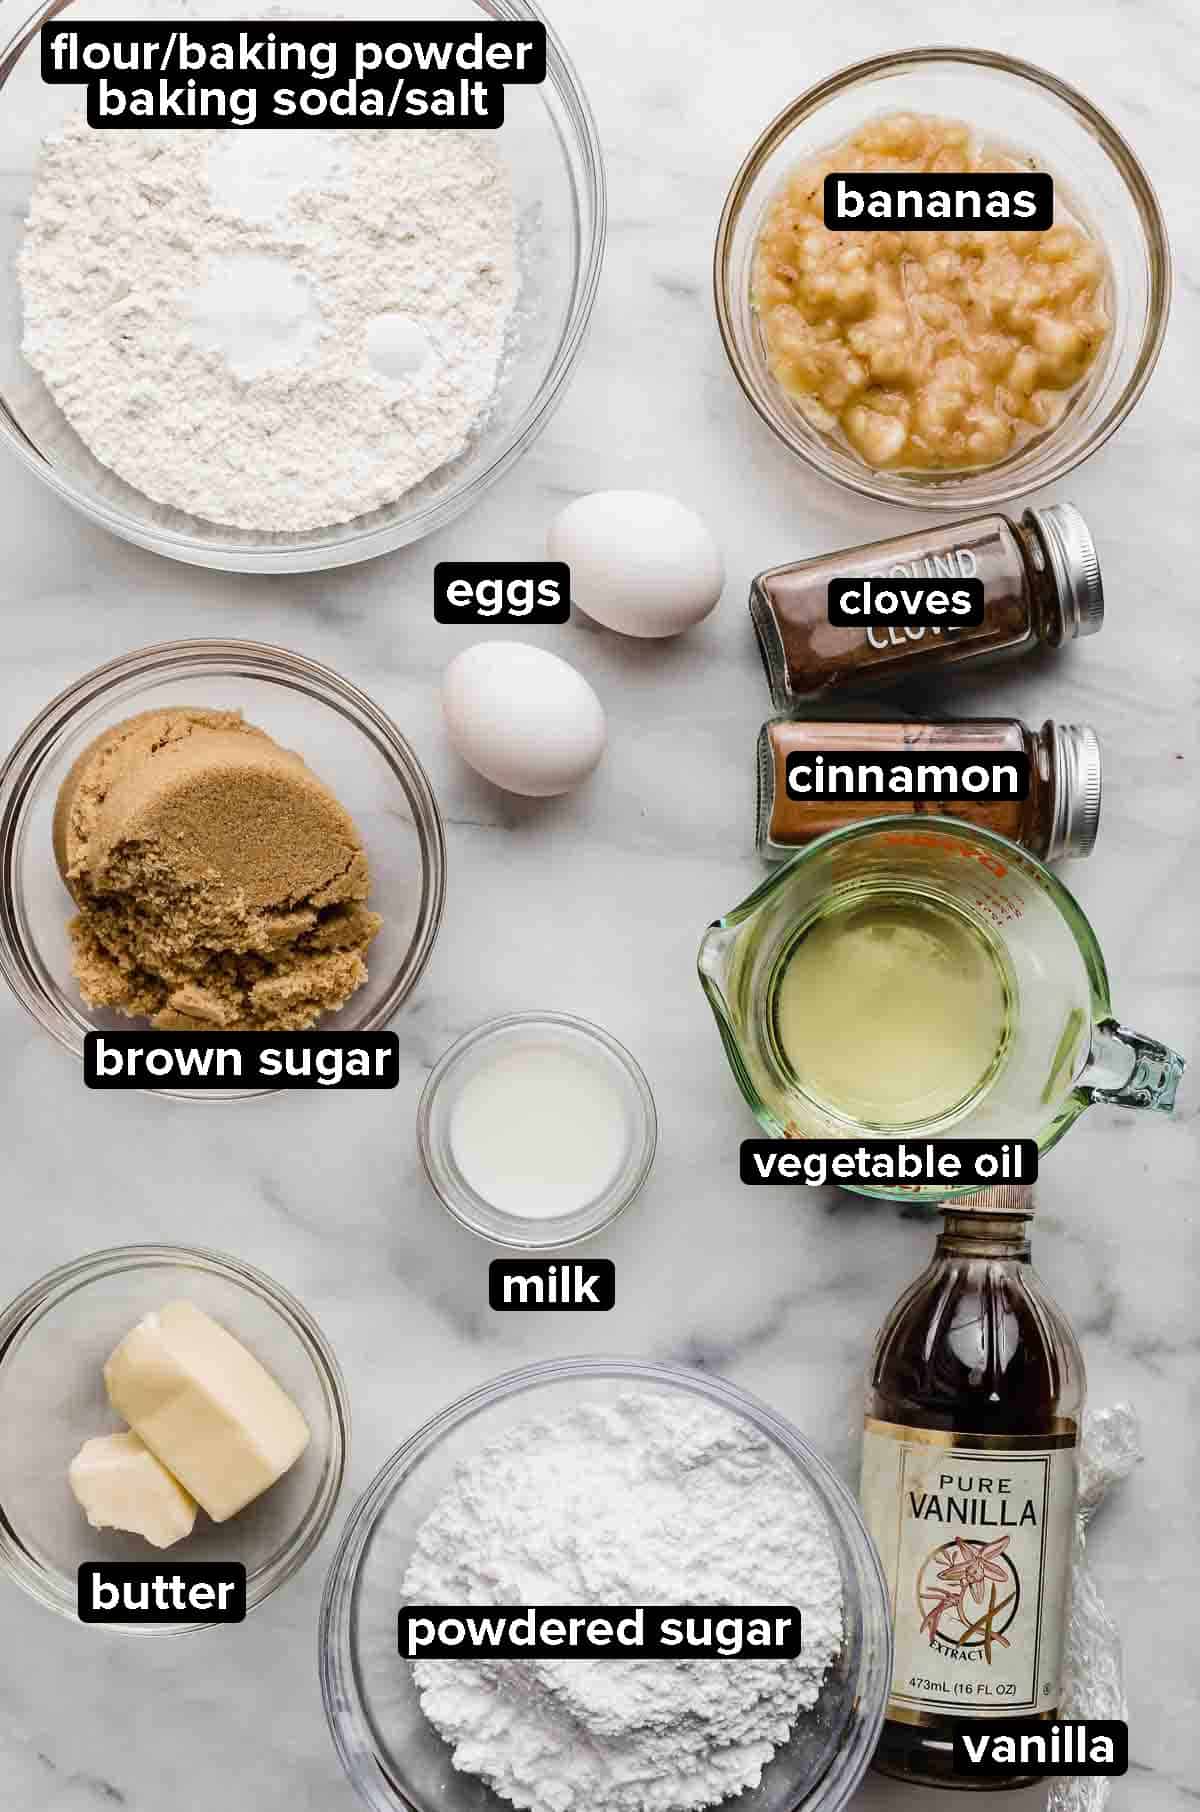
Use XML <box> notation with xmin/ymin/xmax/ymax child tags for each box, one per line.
<box><xmin>860</xmin><ymin>1187</ymin><xmax>1084</xmax><ymax>1790</ymax></box>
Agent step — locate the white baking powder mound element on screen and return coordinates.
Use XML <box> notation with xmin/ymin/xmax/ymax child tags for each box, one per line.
<box><xmin>402</xmin><ymin>1390</ymin><xmax>845</xmax><ymax>1812</ymax></box>
<box><xmin>18</xmin><ymin>120</ymin><xmax>517</xmax><ymax>531</ymax></box>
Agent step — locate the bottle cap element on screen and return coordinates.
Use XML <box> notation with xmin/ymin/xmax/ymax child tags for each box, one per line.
<box><xmin>948</xmin><ymin>1185</ymin><xmax>1034</xmax><ymax>1217</ymax></box>
<box><xmin>1025</xmin><ymin>504</ymin><xmax>1104</xmax><ymax>641</ymax></box>
<box><xmin>1046</xmin><ymin>721</ymin><xmax>1102</xmax><ymax>860</ymax></box>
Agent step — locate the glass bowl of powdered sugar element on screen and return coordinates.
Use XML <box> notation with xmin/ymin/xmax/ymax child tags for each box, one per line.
<box><xmin>0</xmin><ymin>0</ymin><xmax>604</xmax><ymax>572</ymax></box>
<box><xmin>319</xmin><ymin>1357</ymin><xmax>891</xmax><ymax>1812</ymax></box>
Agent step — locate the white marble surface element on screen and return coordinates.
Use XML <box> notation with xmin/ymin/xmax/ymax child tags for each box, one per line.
<box><xmin>0</xmin><ymin>2</ymin><xmax>1197</xmax><ymax>1808</ymax></box>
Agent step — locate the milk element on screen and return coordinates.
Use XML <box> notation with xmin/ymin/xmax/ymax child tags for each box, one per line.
<box><xmin>449</xmin><ymin>1043</ymin><xmax>629</xmax><ymax>1219</ymax></box>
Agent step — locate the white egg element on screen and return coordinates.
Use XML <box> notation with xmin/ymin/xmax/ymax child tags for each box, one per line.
<box><xmin>548</xmin><ymin>490</ymin><xmax>724</xmax><ymax>638</ymax></box>
<box><xmin>442</xmin><ymin>642</ymin><xmax>607</xmax><ymax>798</ymax></box>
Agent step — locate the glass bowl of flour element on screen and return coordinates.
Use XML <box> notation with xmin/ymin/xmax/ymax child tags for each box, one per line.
<box><xmin>319</xmin><ymin>1358</ymin><xmax>891</xmax><ymax>1812</ymax></box>
<box><xmin>0</xmin><ymin>0</ymin><xmax>605</xmax><ymax>571</ymax></box>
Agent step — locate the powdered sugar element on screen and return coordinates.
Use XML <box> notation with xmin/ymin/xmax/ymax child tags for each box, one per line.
<box><xmin>402</xmin><ymin>1389</ymin><xmax>844</xmax><ymax>1812</ymax></box>
<box><xmin>19</xmin><ymin>118</ymin><xmax>517</xmax><ymax>530</ymax></box>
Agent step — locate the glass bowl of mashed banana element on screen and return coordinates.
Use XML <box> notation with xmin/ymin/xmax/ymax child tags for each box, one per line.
<box><xmin>715</xmin><ymin>48</ymin><xmax>1171</xmax><ymax>507</ymax></box>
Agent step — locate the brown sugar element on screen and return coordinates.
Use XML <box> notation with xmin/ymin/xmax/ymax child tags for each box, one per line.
<box><xmin>53</xmin><ymin>707</ymin><xmax>383</xmax><ymax>1031</ymax></box>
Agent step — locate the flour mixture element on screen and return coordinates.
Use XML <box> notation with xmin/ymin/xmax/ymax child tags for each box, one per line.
<box><xmin>19</xmin><ymin>120</ymin><xmax>517</xmax><ymax>530</ymax></box>
<box><xmin>402</xmin><ymin>1389</ymin><xmax>844</xmax><ymax>1812</ymax></box>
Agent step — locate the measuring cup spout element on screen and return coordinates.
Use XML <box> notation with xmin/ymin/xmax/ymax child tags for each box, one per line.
<box><xmin>696</xmin><ymin>919</ymin><xmax>755</xmax><ymax>1099</ymax></box>
<box><xmin>697</xmin><ymin>922</ymin><xmax>738</xmax><ymax>995</ymax></box>
<box><xmin>697</xmin><ymin>924</ymin><xmax>744</xmax><ymax>1055</ymax></box>
<box><xmin>1084</xmin><ymin>1021</ymin><xmax>1186</xmax><ymax>1112</ymax></box>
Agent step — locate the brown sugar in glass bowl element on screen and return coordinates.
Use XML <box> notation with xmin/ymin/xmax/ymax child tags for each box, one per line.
<box><xmin>715</xmin><ymin>49</ymin><xmax>1171</xmax><ymax>509</ymax></box>
<box><xmin>53</xmin><ymin>707</ymin><xmax>383</xmax><ymax>1032</ymax></box>
<box><xmin>0</xmin><ymin>641</ymin><xmax>446</xmax><ymax>1100</ymax></box>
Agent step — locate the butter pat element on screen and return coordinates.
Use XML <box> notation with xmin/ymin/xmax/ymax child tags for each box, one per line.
<box><xmin>104</xmin><ymin>1301</ymin><xmax>310</xmax><ymax>1523</ymax></box>
<box><xmin>68</xmin><ymin>1432</ymin><xmax>198</xmax><ymax>1550</ymax></box>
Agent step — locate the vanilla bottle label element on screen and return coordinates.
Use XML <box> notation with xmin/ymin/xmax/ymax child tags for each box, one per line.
<box><xmin>861</xmin><ymin>1420</ymin><xmax>1078</xmax><ymax>1725</ymax></box>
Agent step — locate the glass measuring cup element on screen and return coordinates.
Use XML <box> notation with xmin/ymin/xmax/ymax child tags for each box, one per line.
<box><xmin>698</xmin><ymin>817</ymin><xmax>1183</xmax><ymax>1200</ymax></box>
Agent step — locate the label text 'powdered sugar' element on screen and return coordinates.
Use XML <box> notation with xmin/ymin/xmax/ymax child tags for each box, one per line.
<box><xmin>399</xmin><ymin>1606</ymin><xmax>803</xmax><ymax>1660</ymax></box>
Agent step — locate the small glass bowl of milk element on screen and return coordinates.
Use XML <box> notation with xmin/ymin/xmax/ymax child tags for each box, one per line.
<box><xmin>417</xmin><ymin>1014</ymin><xmax>658</xmax><ymax>1248</ymax></box>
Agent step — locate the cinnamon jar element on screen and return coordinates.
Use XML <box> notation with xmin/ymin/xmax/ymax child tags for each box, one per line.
<box><xmin>750</xmin><ymin>504</ymin><xmax>1102</xmax><ymax>710</ymax></box>
<box><xmin>756</xmin><ymin>717</ymin><xmax>1101</xmax><ymax>860</ymax></box>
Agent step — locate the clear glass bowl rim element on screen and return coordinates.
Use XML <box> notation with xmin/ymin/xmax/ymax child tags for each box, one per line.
<box><xmin>0</xmin><ymin>637</ymin><xmax>448</xmax><ymax>1099</ymax></box>
<box><xmin>0</xmin><ymin>0</ymin><xmax>607</xmax><ymax>572</ymax></box>
<box><xmin>319</xmin><ymin>1354</ymin><xmax>892</xmax><ymax>1812</ymax></box>
<box><xmin>416</xmin><ymin>1010</ymin><xmax>659</xmax><ymax>1250</ymax></box>
<box><xmin>713</xmin><ymin>44</ymin><xmax>1173</xmax><ymax>510</ymax></box>
<box><xmin>0</xmin><ymin>1241</ymin><xmax>351</xmax><ymax>1633</ymax></box>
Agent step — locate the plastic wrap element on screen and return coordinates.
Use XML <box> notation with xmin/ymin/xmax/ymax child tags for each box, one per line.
<box><xmin>1049</xmin><ymin>1402</ymin><xmax>1141</xmax><ymax>1812</ymax></box>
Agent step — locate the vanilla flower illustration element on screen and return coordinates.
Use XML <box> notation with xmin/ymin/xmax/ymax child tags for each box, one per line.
<box><xmin>919</xmin><ymin>1588</ymin><xmax>960</xmax><ymax>1640</ymax></box>
<box><xmin>938</xmin><ymin>1535</ymin><xmax>1011</xmax><ymax>1604</ymax></box>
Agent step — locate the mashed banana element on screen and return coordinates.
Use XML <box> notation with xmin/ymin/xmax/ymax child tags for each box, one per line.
<box><xmin>752</xmin><ymin>113</ymin><xmax>1111</xmax><ymax>472</ymax></box>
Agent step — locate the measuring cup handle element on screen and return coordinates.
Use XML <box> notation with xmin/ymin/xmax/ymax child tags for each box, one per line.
<box><xmin>1086</xmin><ymin>1021</ymin><xmax>1186</xmax><ymax>1112</ymax></box>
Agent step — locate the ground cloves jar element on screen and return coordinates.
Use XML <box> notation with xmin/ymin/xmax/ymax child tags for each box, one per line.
<box><xmin>750</xmin><ymin>504</ymin><xmax>1103</xmax><ymax>711</ymax></box>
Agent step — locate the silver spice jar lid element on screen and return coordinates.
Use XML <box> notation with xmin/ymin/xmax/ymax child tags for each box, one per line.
<box><xmin>1047</xmin><ymin>722</ymin><xmax>1103</xmax><ymax>860</ymax></box>
<box><xmin>949</xmin><ymin>1185</ymin><xmax>1034</xmax><ymax>1217</ymax></box>
<box><xmin>1025</xmin><ymin>503</ymin><xmax>1104</xmax><ymax>641</ymax></box>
